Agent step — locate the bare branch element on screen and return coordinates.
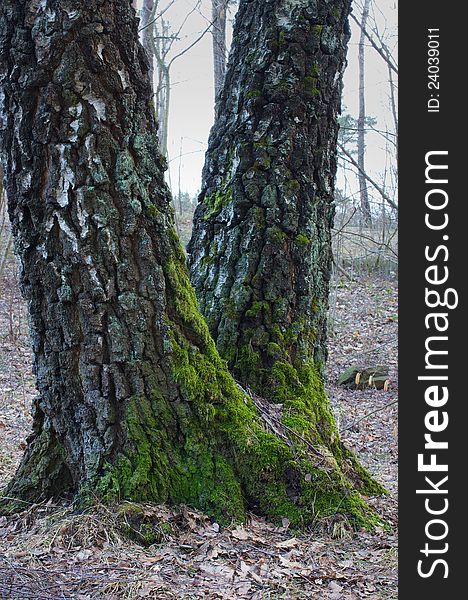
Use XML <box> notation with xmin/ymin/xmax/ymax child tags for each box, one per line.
<box><xmin>168</xmin><ymin>21</ymin><xmax>213</xmax><ymax>68</ymax></box>
<box><xmin>350</xmin><ymin>12</ymin><xmax>398</xmax><ymax>75</ymax></box>
<box><xmin>338</xmin><ymin>142</ymin><xmax>398</xmax><ymax>211</ymax></box>
<box><xmin>342</xmin><ymin>399</ymin><xmax>398</xmax><ymax>432</ymax></box>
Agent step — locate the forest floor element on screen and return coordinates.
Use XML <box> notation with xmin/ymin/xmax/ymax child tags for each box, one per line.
<box><xmin>0</xmin><ymin>258</ymin><xmax>398</xmax><ymax>599</ymax></box>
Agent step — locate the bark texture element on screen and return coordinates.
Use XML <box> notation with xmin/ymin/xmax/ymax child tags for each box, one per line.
<box><xmin>0</xmin><ymin>0</ymin><xmax>382</xmax><ymax>527</ymax></box>
<box><xmin>189</xmin><ymin>0</ymin><xmax>349</xmax><ymax>397</ymax></box>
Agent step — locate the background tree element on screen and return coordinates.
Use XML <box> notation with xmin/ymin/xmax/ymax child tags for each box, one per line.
<box><xmin>137</xmin><ymin>0</ymin><xmax>211</xmax><ymax>158</ymax></box>
<box><xmin>0</xmin><ymin>167</ymin><xmax>12</xmax><ymax>280</ymax></box>
<box><xmin>0</xmin><ymin>0</ymin><xmax>380</xmax><ymax>527</ymax></box>
<box><xmin>340</xmin><ymin>0</ymin><xmax>398</xmax><ymax>219</ymax></box>
<box><xmin>357</xmin><ymin>0</ymin><xmax>372</xmax><ymax>226</ymax></box>
<box><xmin>212</xmin><ymin>0</ymin><xmax>228</xmax><ymax>98</ymax></box>
<box><xmin>141</xmin><ymin>0</ymin><xmax>156</xmax><ymax>84</ymax></box>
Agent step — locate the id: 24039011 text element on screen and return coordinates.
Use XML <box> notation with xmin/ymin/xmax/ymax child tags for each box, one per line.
<box><xmin>427</xmin><ymin>29</ymin><xmax>440</xmax><ymax>113</ymax></box>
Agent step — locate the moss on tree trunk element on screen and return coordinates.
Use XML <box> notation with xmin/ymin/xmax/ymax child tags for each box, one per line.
<box><xmin>0</xmin><ymin>0</ymin><xmax>383</xmax><ymax>528</ymax></box>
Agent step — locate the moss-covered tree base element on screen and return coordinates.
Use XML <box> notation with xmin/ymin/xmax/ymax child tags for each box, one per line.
<box><xmin>93</xmin><ymin>377</ymin><xmax>384</xmax><ymax>530</ymax></box>
<box><xmin>1</xmin><ymin>254</ymin><xmax>384</xmax><ymax>530</ymax></box>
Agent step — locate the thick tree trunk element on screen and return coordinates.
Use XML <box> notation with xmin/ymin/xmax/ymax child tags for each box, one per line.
<box><xmin>0</xmin><ymin>0</ymin><xmax>381</xmax><ymax>527</ymax></box>
<box><xmin>188</xmin><ymin>0</ymin><xmax>384</xmax><ymax>513</ymax></box>
<box><xmin>189</xmin><ymin>0</ymin><xmax>347</xmax><ymax>393</ymax></box>
<box><xmin>212</xmin><ymin>0</ymin><xmax>227</xmax><ymax>99</ymax></box>
<box><xmin>357</xmin><ymin>0</ymin><xmax>372</xmax><ymax>226</ymax></box>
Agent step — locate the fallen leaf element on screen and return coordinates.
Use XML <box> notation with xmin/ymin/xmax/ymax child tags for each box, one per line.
<box><xmin>329</xmin><ymin>581</ymin><xmax>343</xmax><ymax>593</ymax></box>
<box><xmin>275</xmin><ymin>537</ymin><xmax>299</xmax><ymax>549</ymax></box>
<box><xmin>231</xmin><ymin>526</ymin><xmax>249</xmax><ymax>541</ymax></box>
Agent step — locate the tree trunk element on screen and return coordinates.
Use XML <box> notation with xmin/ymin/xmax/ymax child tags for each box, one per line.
<box><xmin>357</xmin><ymin>0</ymin><xmax>372</xmax><ymax>226</ymax></box>
<box><xmin>0</xmin><ymin>0</ymin><xmax>381</xmax><ymax>527</ymax></box>
<box><xmin>189</xmin><ymin>0</ymin><xmax>345</xmax><ymax>392</ymax></box>
<box><xmin>188</xmin><ymin>0</ymin><xmax>383</xmax><ymax>512</ymax></box>
<box><xmin>212</xmin><ymin>0</ymin><xmax>227</xmax><ymax>100</ymax></box>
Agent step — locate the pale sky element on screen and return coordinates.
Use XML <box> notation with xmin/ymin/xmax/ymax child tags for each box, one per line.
<box><xmin>137</xmin><ymin>0</ymin><xmax>398</xmax><ymax>203</ymax></box>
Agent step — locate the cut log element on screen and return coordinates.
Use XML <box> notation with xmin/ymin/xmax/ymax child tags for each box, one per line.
<box><xmin>338</xmin><ymin>366</ymin><xmax>390</xmax><ymax>390</ymax></box>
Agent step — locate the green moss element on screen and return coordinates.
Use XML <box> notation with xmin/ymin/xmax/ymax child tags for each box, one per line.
<box><xmin>281</xmin><ymin>319</ymin><xmax>305</xmax><ymax>345</ymax></box>
<box><xmin>286</xmin><ymin>179</ymin><xmax>301</xmax><ymax>192</ymax></box>
<box><xmin>83</xmin><ymin>240</ymin><xmax>384</xmax><ymax>531</ymax></box>
<box><xmin>117</xmin><ymin>503</ymin><xmax>171</xmax><ymax>546</ymax></box>
<box><xmin>0</xmin><ymin>422</ymin><xmax>72</xmax><ymax>513</ymax></box>
<box><xmin>222</xmin><ymin>297</ymin><xmax>239</xmax><ymax>320</ymax></box>
<box><xmin>251</xmin><ymin>205</ymin><xmax>266</xmax><ymax>228</ymax></box>
<box><xmin>268</xmin><ymin>226</ymin><xmax>286</xmax><ymax>243</ymax></box>
<box><xmin>253</xmin><ymin>137</ymin><xmax>270</xmax><ymax>150</ymax></box>
<box><xmin>96</xmin><ymin>386</ymin><xmax>247</xmax><ymax>525</ymax></box>
<box><xmin>203</xmin><ymin>188</ymin><xmax>233</xmax><ymax>220</ymax></box>
<box><xmin>267</xmin><ymin>342</ymin><xmax>284</xmax><ymax>360</ymax></box>
<box><xmin>295</xmin><ymin>233</ymin><xmax>311</xmax><ymax>246</ymax></box>
<box><xmin>245</xmin><ymin>300</ymin><xmax>270</xmax><ymax>318</ymax></box>
<box><xmin>246</xmin><ymin>89</ymin><xmax>262</xmax><ymax>99</ymax></box>
<box><xmin>310</xmin><ymin>298</ymin><xmax>320</xmax><ymax>312</ymax></box>
<box><xmin>237</xmin><ymin>345</ymin><xmax>261</xmax><ymax>373</ymax></box>
<box><xmin>303</xmin><ymin>76</ymin><xmax>320</xmax><ymax>97</ymax></box>
<box><xmin>201</xmin><ymin>254</ymin><xmax>216</xmax><ymax>267</ymax></box>
<box><xmin>276</xmin><ymin>79</ymin><xmax>290</xmax><ymax>92</ymax></box>
<box><xmin>271</xmin><ymin>323</ymin><xmax>285</xmax><ymax>343</ymax></box>
<box><xmin>337</xmin><ymin>443</ymin><xmax>388</xmax><ymax>497</ymax></box>
<box><xmin>146</xmin><ymin>203</ymin><xmax>159</xmax><ymax>218</ymax></box>
<box><xmin>164</xmin><ymin>251</ymin><xmax>212</xmax><ymax>348</ymax></box>
<box><xmin>314</xmin><ymin>24</ymin><xmax>324</xmax><ymax>36</ymax></box>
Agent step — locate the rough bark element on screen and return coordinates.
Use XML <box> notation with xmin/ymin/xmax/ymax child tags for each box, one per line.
<box><xmin>357</xmin><ymin>0</ymin><xmax>372</xmax><ymax>226</ymax></box>
<box><xmin>189</xmin><ymin>0</ymin><xmax>348</xmax><ymax>392</ymax></box>
<box><xmin>212</xmin><ymin>0</ymin><xmax>227</xmax><ymax>99</ymax></box>
<box><xmin>187</xmin><ymin>0</ymin><xmax>384</xmax><ymax>515</ymax></box>
<box><xmin>0</xmin><ymin>0</ymin><xmax>382</xmax><ymax>527</ymax></box>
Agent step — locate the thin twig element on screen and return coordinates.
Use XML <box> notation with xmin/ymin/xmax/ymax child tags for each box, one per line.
<box><xmin>236</xmin><ymin>382</ymin><xmax>328</xmax><ymax>462</ymax></box>
<box><xmin>338</xmin><ymin>143</ymin><xmax>398</xmax><ymax>211</ymax></box>
<box><xmin>349</xmin><ymin>12</ymin><xmax>398</xmax><ymax>74</ymax></box>
<box><xmin>342</xmin><ymin>399</ymin><xmax>398</xmax><ymax>432</ymax></box>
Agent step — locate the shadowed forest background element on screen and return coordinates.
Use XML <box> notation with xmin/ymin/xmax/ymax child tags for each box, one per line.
<box><xmin>0</xmin><ymin>0</ymin><xmax>397</xmax><ymax>597</ymax></box>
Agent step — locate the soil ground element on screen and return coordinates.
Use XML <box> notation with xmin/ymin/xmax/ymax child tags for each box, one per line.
<box><xmin>0</xmin><ymin>258</ymin><xmax>398</xmax><ymax>599</ymax></box>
